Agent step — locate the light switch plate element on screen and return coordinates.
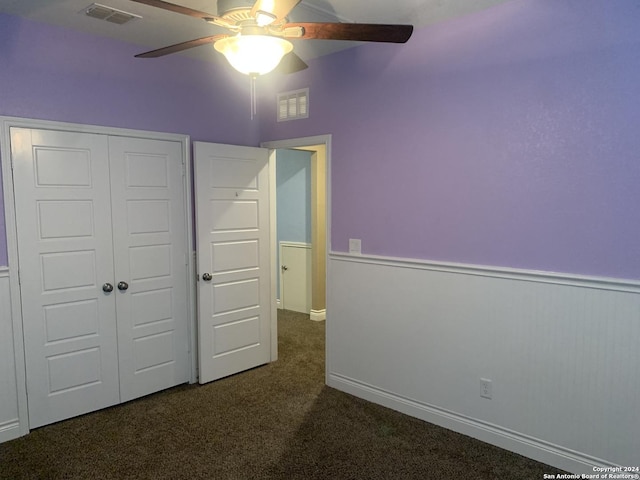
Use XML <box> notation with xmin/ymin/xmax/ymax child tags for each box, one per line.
<box><xmin>349</xmin><ymin>238</ymin><xmax>362</xmax><ymax>255</ymax></box>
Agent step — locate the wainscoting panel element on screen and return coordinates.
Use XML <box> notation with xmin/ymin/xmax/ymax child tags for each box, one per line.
<box><xmin>0</xmin><ymin>268</ymin><xmax>21</xmax><ymax>442</ymax></box>
<box><xmin>326</xmin><ymin>254</ymin><xmax>640</xmax><ymax>473</ymax></box>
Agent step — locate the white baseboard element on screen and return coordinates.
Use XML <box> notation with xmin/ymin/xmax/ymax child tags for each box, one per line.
<box><xmin>310</xmin><ymin>309</ymin><xmax>326</xmax><ymax>321</ymax></box>
<box><xmin>328</xmin><ymin>373</ymin><xmax>610</xmax><ymax>475</ymax></box>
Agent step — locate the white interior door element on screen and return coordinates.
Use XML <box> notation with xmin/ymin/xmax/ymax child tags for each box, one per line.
<box><xmin>11</xmin><ymin>127</ymin><xmax>120</xmax><ymax>428</ymax></box>
<box><xmin>194</xmin><ymin>142</ymin><xmax>271</xmax><ymax>384</ymax></box>
<box><xmin>280</xmin><ymin>243</ymin><xmax>311</xmax><ymax>314</ymax></box>
<box><xmin>108</xmin><ymin>136</ymin><xmax>189</xmax><ymax>402</ymax></box>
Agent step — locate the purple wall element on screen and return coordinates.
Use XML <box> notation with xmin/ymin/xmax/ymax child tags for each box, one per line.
<box><xmin>259</xmin><ymin>0</ymin><xmax>640</xmax><ymax>280</ymax></box>
<box><xmin>3</xmin><ymin>0</ymin><xmax>640</xmax><ymax>280</ymax></box>
<box><xmin>0</xmin><ymin>13</ymin><xmax>261</xmax><ymax>265</ymax></box>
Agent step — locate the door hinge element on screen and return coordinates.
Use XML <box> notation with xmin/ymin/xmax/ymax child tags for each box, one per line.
<box><xmin>17</xmin><ymin>269</ymin><xmax>21</xmax><ymax>285</ymax></box>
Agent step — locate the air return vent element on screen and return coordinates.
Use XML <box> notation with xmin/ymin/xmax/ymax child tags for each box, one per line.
<box><xmin>277</xmin><ymin>88</ymin><xmax>309</xmax><ymax>122</ymax></box>
<box><xmin>83</xmin><ymin>3</ymin><xmax>141</xmax><ymax>25</ymax></box>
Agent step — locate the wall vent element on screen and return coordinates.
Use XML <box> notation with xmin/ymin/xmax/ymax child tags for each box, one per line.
<box><xmin>83</xmin><ymin>3</ymin><xmax>141</xmax><ymax>25</ymax></box>
<box><xmin>277</xmin><ymin>88</ymin><xmax>309</xmax><ymax>122</ymax></box>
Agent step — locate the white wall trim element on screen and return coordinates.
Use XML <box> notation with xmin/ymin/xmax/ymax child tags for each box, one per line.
<box><xmin>262</xmin><ymin>135</ymin><xmax>332</xmax><ymax>152</ymax></box>
<box><xmin>1</xmin><ymin>121</ymin><xmax>30</xmax><ymax>440</ymax></box>
<box><xmin>310</xmin><ymin>309</ymin><xmax>326</xmax><ymax>321</ymax></box>
<box><xmin>0</xmin><ymin>115</ymin><xmax>190</xmax><ymax>143</ymax></box>
<box><xmin>182</xmin><ymin>143</ymin><xmax>196</xmax><ymax>385</ymax></box>
<box><xmin>326</xmin><ymin>253</ymin><xmax>640</xmax><ymax>473</ymax></box>
<box><xmin>280</xmin><ymin>241</ymin><xmax>312</xmax><ymax>249</ymax></box>
<box><xmin>0</xmin><ymin>269</ymin><xmax>25</xmax><ymax>443</ymax></box>
<box><xmin>329</xmin><ymin>252</ymin><xmax>640</xmax><ymax>293</ymax></box>
<box><xmin>268</xmin><ymin>150</ymin><xmax>278</xmax><ymax>361</ymax></box>
<box><xmin>328</xmin><ymin>373</ymin><xmax>614</xmax><ymax>474</ymax></box>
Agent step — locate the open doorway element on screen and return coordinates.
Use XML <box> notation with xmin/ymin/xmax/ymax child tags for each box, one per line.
<box><xmin>274</xmin><ymin>148</ymin><xmax>313</xmax><ymax>314</ymax></box>
<box><xmin>263</xmin><ymin>135</ymin><xmax>330</xmax><ymax>357</ymax></box>
<box><xmin>273</xmin><ymin>147</ymin><xmax>326</xmax><ymax>320</ymax></box>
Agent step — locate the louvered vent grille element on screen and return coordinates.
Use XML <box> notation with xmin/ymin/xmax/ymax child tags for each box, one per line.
<box><xmin>277</xmin><ymin>88</ymin><xmax>309</xmax><ymax>122</ymax></box>
<box><xmin>84</xmin><ymin>3</ymin><xmax>141</xmax><ymax>25</ymax></box>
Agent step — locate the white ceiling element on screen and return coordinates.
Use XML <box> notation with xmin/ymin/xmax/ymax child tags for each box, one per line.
<box><xmin>0</xmin><ymin>0</ymin><xmax>514</xmax><ymax>62</ymax></box>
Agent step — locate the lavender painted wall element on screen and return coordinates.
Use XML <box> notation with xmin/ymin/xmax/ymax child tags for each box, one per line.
<box><xmin>0</xmin><ymin>13</ymin><xmax>260</xmax><ymax>266</ymax></box>
<box><xmin>259</xmin><ymin>0</ymin><xmax>640</xmax><ymax>281</ymax></box>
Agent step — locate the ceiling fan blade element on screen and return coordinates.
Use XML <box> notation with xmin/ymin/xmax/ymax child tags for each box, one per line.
<box><xmin>128</xmin><ymin>0</ymin><xmax>232</xmax><ymax>28</ymax></box>
<box><xmin>135</xmin><ymin>34</ymin><xmax>229</xmax><ymax>58</ymax></box>
<box><xmin>284</xmin><ymin>22</ymin><xmax>413</xmax><ymax>43</ymax></box>
<box><xmin>251</xmin><ymin>0</ymin><xmax>301</xmax><ymax>24</ymax></box>
<box><xmin>273</xmin><ymin>51</ymin><xmax>308</xmax><ymax>74</ymax></box>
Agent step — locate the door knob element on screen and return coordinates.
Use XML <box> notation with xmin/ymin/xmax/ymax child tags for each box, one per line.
<box><xmin>202</xmin><ymin>273</ymin><xmax>212</xmax><ymax>281</ymax></box>
<box><xmin>117</xmin><ymin>281</ymin><xmax>129</xmax><ymax>291</ymax></box>
<box><xmin>102</xmin><ymin>283</ymin><xmax>114</xmax><ymax>293</ymax></box>
<box><xmin>282</xmin><ymin>265</ymin><xmax>288</xmax><ymax>271</ymax></box>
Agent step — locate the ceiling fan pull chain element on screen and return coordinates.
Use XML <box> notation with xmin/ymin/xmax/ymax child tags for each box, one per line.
<box><xmin>250</xmin><ymin>74</ymin><xmax>258</xmax><ymax>120</ymax></box>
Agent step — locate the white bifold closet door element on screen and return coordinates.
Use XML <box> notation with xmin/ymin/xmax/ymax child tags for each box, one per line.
<box><xmin>108</xmin><ymin>136</ymin><xmax>189</xmax><ymax>403</ymax></box>
<box><xmin>11</xmin><ymin>128</ymin><xmax>189</xmax><ymax>428</ymax></box>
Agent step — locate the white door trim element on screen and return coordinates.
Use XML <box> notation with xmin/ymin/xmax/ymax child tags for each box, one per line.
<box><xmin>0</xmin><ymin>116</ymin><xmax>197</xmax><ymax>438</ymax></box>
<box><xmin>261</xmin><ymin>135</ymin><xmax>331</xmax><ymax>368</ymax></box>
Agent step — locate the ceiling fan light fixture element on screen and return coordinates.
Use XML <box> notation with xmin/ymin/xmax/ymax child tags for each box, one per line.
<box><xmin>214</xmin><ymin>34</ymin><xmax>293</xmax><ymax>76</ymax></box>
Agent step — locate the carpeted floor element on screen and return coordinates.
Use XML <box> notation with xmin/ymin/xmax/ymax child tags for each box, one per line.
<box><xmin>0</xmin><ymin>310</ymin><xmax>564</xmax><ymax>479</ymax></box>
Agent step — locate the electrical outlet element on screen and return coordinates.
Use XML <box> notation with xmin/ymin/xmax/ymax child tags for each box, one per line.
<box><xmin>349</xmin><ymin>238</ymin><xmax>362</xmax><ymax>255</ymax></box>
<box><xmin>480</xmin><ymin>378</ymin><xmax>492</xmax><ymax>399</ymax></box>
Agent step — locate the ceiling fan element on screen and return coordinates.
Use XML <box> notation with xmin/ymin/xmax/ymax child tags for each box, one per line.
<box><xmin>130</xmin><ymin>0</ymin><xmax>414</xmax><ymax>76</ymax></box>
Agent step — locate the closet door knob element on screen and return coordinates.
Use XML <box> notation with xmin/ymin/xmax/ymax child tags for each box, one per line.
<box><xmin>202</xmin><ymin>273</ymin><xmax>212</xmax><ymax>281</ymax></box>
<box><xmin>102</xmin><ymin>283</ymin><xmax>114</xmax><ymax>293</ymax></box>
<box><xmin>117</xmin><ymin>281</ymin><xmax>129</xmax><ymax>291</ymax></box>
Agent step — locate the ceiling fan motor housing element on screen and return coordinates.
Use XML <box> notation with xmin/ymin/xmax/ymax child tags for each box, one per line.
<box><xmin>217</xmin><ymin>0</ymin><xmax>255</xmax><ymax>20</ymax></box>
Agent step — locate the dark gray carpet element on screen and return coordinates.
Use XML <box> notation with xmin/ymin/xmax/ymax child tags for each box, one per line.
<box><xmin>0</xmin><ymin>310</ymin><xmax>564</xmax><ymax>479</ymax></box>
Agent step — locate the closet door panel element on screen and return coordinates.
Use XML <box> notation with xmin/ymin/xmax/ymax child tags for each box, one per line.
<box><xmin>11</xmin><ymin>128</ymin><xmax>119</xmax><ymax>428</ymax></box>
<box><xmin>108</xmin><ymin>136</ymin><xmax>189</xmax><ymax>402</ymax></box>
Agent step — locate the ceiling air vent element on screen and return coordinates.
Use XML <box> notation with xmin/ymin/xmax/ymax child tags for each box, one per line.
<box><xmin>277</xmin><ymin>88</ymin><xmax>309</xmax><ymax>122</ymax></box>
<box><xmin>83</xmin><ymin>3</ymin><xmax>141</xmax><ymax>25</ymax></box>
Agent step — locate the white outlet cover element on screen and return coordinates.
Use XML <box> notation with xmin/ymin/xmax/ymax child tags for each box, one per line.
<box><xmin>480</xmin><ymin>378</ymin><xmax>493</xmax><ymax>399</ymax></box>
<box><xmin>349</xmin><ymin>238</ymin><xmax>362</xmax><ymax>255</ymax></box>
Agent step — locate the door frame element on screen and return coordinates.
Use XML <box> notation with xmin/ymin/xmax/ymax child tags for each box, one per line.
<box><xmin>261</xmin><ymin>135</ymin><xmax>331</xmax><ymax>362</ymax></box>
<box><xmin>0</xmin><ymin>116</ymin><xmax>197</xmax><ymax>438</ymax></box>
